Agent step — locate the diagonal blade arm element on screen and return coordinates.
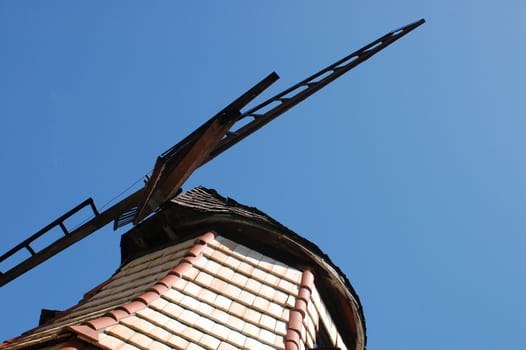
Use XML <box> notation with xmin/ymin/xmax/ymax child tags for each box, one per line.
<box><xmin>135</xmin><ymin>18</ymin><xmax>425</xmax><ymax>223</ymax></box>
<box><xmin>0</xmin><ymin>19</ymin><xmax>424</xmax><ymax>288</ymax></box>
<box><xmin>133</xmin><ymin>72</ymin><xmax>280</xmax><ymax>223</ymax></box>
<box><xmin>203</xmin><ymin>18</ymin><xmax>425</xmax><ymax>163</ymax></box>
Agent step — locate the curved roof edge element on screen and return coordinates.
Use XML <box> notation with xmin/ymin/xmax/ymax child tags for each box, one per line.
<box><xmin>121</xmin><ymin>186</ymin><xmax>367</xmax><ymax>349</ymax></box>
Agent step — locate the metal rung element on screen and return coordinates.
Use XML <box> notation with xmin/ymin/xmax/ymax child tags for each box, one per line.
<box><xmin>0</xmin><ymin>198</ymin><xmax>98</xmax><ymax>270</ymax></box>
<box><xmin>204</xmin><ymin>18</ymin><xmax>425</xmax><ymax>163</ymax></box>
<box><xmin>0</xmin><ymin>189</ymin><xmax>143</xmax><ymax>287</ymax></box>
<box><xmin>25</xmin><ymin>245</ymin><xmax>36</xmax><ymax>256</ymax></box>
<box><xmin>114</xmin><ymin>206</ymin><xmax>138</xmax><ymax>230</ymax></box>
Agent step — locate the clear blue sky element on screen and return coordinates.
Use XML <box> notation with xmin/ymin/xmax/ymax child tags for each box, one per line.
<box><xmin>0</xmin><ymin>1</ymin><xmax>524</xmax><ymax>349</ymax></box>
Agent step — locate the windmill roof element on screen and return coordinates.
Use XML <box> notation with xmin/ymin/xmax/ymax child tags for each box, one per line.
<box><xmin>1</xmin><ymin>187</ymin><xmax>365</xmax><ymax>350</ymax></box>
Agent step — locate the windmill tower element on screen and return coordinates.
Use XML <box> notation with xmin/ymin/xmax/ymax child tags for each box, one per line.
<box><xmin>0</xmin><ymin>20</ymin><xmax>424</xmax><ymax>350</ymax></box>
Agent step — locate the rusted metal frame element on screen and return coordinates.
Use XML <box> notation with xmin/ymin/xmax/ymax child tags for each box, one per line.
<box><xmin>135</xmin><ymin>118</ymin><xmax>237</xmax><ymax>224</ymax></box>
<box><xmin>113</xmin><ymin>207</ymin><xmax>138</xmax><ymax>229</ymax></box>
<box><xmin>139</xmin><ymin>116</ymin><xmax>220</xmax><ymax>216</ymax></box>
<box><xmin>204</xmin><ymin>18</ymin><xmax>425</xmax><ymax>163</ymax></box>
<box><xmin>133</xmin><ymin>72</ymin><xmax>279</xmax><ymax>224</ymax></box>
<box><xmin>0</xmin><ymin>189</ymin><xmax>143</xmax><ymax>287</ymax></box>
<box><xmin>159</xmin><ymin>72</ymin><xmax>280</xmax><ymax>161</ymax></box>
<box><xmin>0</xmin><ymin>73</ymin><xmax>278</xmax><ymax>285</ymax></box>
<box><xmin>0</xmin><ymin>19</ymin><xmax>425</xmax><ymax>287</ymax></box>
<box><xmin>0</xmin><ymin>198</ymin><xmax>97</xmax><ymax>265</ymax></box>
<box><xmin>133</xmin><ymin>19</ymin><xmax>424</xmax><ymax>223</ymax></box>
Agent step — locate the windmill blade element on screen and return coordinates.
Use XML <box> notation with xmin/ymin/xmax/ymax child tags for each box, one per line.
<box><xmin>0</xmin><ymin>73</ymin><xmax>280</xmax><ymax>287</ymax></box>
<box><xmin>134</xmin><ymin>18</ymin><xmax>425</xmax><ymax>224</ymax></box>
<box><xmin>0</xmin><ymin>190</ymin><xmax>143</xmax><ymax>287</ymax></box>
<box><xmin>203</xmin><ymin>18</ymin><xmax>425</xmax><ymax>163</ymax></box>
<box><xmin>0</xmin><ymin>19</ymin><xmax>425</xmax><ymax>288</ymax></box>
<box><xmin>133</xmin><ymin>72</ymin><xmax>280</xmax><ymax>224</ymax></box>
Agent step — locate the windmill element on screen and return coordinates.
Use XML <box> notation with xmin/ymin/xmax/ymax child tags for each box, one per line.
<box><xmin>0</xmin><ymin>19</ymin><xmax>424</xmax><ymax>289</ymax></box>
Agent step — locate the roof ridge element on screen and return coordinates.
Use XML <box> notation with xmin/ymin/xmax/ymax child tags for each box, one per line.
<box><xmin>67</xmin><ymin>231</ymin><xmax>216</xmax><ymax>343</ymax></box>
<box><xmin>2</xmin><ymin>232</ymin><xmax>217</xmax><ymax>349</ymax></box>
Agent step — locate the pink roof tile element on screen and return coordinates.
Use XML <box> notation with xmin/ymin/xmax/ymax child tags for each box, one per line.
<box><xmin>2</xmin><ymin>186</ymin><xmax>365</xmax><ymax>350</ymax></box>
<box><xmin>55</xmin><ymin>234</ymin><xmax>306</xmax><ymax>349</ymax></box>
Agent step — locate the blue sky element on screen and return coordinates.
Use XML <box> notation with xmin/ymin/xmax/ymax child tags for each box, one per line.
<box><xmin>0</xmin><ymin>1</ymin><xmax>524</xmax><ymax>349</ymax></box>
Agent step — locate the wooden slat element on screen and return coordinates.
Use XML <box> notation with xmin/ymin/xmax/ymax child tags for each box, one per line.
<box><xmin>0</xmin><ymin>189</ymin><xmax>143</xmax><ymax>287</ymax></box>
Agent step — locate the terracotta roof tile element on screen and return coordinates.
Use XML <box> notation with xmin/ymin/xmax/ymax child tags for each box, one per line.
<box><xmin>85</xmin><ymin>316</ymin><xmax>118</xmax><ymax>330</ymax></box>
<box><xmin>208</xmin><ymin>248</ymin><xmax>229</xmax><ymax>264</ymax></box>
<box><xmin>278</xmin><ymin>278</ymin><xmax>298</xmax><ymax>292</ymax></box>
<box><xmin>147</xmin><ymin>340</ymin><xmax>172</xmax><ymax>350</ymax></box>
<box><xmin>261</xmin><ymin>345</ymin><xmax>278</xmax><ymax>350</ymax></box>
<box><xmin>2</xmin><ymin>184</ymin><xmax>363</xmax><ymax>350</ymax></box>
<box><xmin>157</xmin><ymin>273</ymin><xmax>178</xmax><ymax>288</ymax></box>
<box><xmin>119</xmin><ymin>300</ymin><xmax>147</xmax><ymax>315</ymax></box>
<box><xmin>259</xmin><ymin>328</ymin><xmax>277</xmax><ymax>346</ymax></box>
<box><xmin>162</xmin><ymin>318</ymin><xmax>186</xmax><ymax>335</ymax></box>
<box><xmin>165</xmin><ymin>334</ymin><xmax>189</xmax><ymax>349</ymax></box>
<box><xmin>179</xmin><ymin>295</ymin><xmax>202</xmax><ymax>311</ymax></box>
<box><xmin>98</xmin><ymin>333</ymin><xmax>130</xmax><ymax>349</ymax></box>
<box><xmin>260</xmin><ymin>283</ymin><xmax>278</xmax><ymax>299</ymax></box>
<box><xmin>268</xmin><ymin>300</ymin><xmax>289</xmax><ymax>319</ymax></box>
<box><xmin>194</xmin><ymin>270</ymin><xmax>214</xmax><ymax>286</ymax></box>
<box><xmin>303</xmin><ymin>313</ymin><xmax>316</xmax><ymax>343</ymax></box>
<box><xmin>225</xmin><ymin>314</ymin><xmax>245</xmax><ymax>332</ymax></box>
<box><xmin>148</xmin><ymin>296</ymin><xmax>169</xmax><ymax>313</ymax></box>
<box><xmin>105</xmin><ymin>324</ymin><xmax>135</xmax><ymax>342</ymax></box>
<box><xmin>263</xmin><ymin>272</ymin><xmax>280</xmax><ymax>286</ymax></box>
<box><xmin>185</xmin><ymin>342</ymin><xmax>206</xmax><ymax>350</ymax></box>
<box><xmin>198</xmin><ymin>334</ymin><xmax>221</xmax><ymax>349</ymax></box>
<box><xmin>214</xmin><ymin>294</ymin><xmax>232</xmax><ymax>310</ymax></box>
<box><xmin>180</xmin><ymin>325</ymin><xmax>203</xmax><ymax>343</ymax></box>
<box><xmin>172</xmin><ymin>275</ymin><xmax>191</xmax><ymax>289</ymax></box>
<box><xmin>15</xmin><ymin>228</ymin><xmax>318</xmax><ymax>350</ymax></box>
<box><xmin>259</xmin><ymin>314</ymin><xmax>277</xmax><ymax>331</ymax></box>
<box><xmin>245</xmin><ymin>278</ymin><xmax>263</xmax><ymax>295</ymax></box>
<box><xmin>172</xmin><ymin>187</ymin><xmax>364</xmax><ymax>348</ymax></box>
<box><xmin>244</xmin><ymin>336</ymin><xmax>264</xmax><ymax>350</ymax></box>
<box><xmin>23</xmin><ymin>240</ymin><xmax>196</xmax><ymax>341</ymax></box>
<box><xmin>132</xmin><ymin>319</ymin><xmax>172</xmax><ymax>344</ymax></box>
<box><xmin>237</xmin><ymin>261</ymin><xmax>255</xmax><ymax>275</ymax></box>
<box><xmin>179</xmin><ymin>309</ymin><xmax>201</xmax><ymax>327</ymax></box>
<box><xmin>225</xmin><ymin>331</ymin><xmax>247</xmax><ymax>348</ymax></box>
<box><xmin>272</xmin><ymin>289</ymin><xmax>289</xmax><ymax>305</ymax></box>
<box><xmin>217</xmin><ymin>341</ymin><xmax>238</xmax><ymax>350</ymax></box>
<box><xmin>119</xmin><ymin>316</ymin><xmax>155</xmax><ymax>335</ymax></box>
<box><xmin>238</xmin><ymin>288</ymin><xmax>256</xmax><ymax>305</ymax></box>
<box><xmin>271</xmin><ymin>262</ymin><xmax>289</xmax><ymax>276</ymax></box>
<box><xmin>227</xmin><ymin>301</ymin><xmax>247</xmax><ymax>319</ymax></box>
<box><xmin>241</xmin><ymin>322</ymin><xmax>260</xmax><ymax>339</ymax></box>
<box><xmin>257</xmin><ymin>256</ymin><xmax>278</xmax><ymax>271</ymax></box>
<box><xmin>232</xmin><ymin>270</ymin><xmax>250</xmax><ymax>288</ymax></box>
<box><xmin>208</xmin><ymin>322</ymin><xmax>230</xmax><ymax>341</ymax></box>
<box><xmin>210</xmin><ymin>308</ymin><xmax>230</xmax><ymax>324</ymax></box>
<box><xmin>67</xmin><ymin>325</ymin><xmax>99</xmax><ymax>343</ymax></box>
<box><xmin>154</xmin><ymin>299</ymin><xmax>184</xmax><ymax>320</ymax></box>
<box><xmin>217</xmin><ymin>265</ymin><xmax>235</xmax><ymax>280</ymax></box>
<box><xmin>253</xmin><ymin>296</ymin><xmax>271</xmax><ymax>312</ymax></box>
<box><xmin>196</xmin><ymin>287</ymin><xmax>217</xmax><ymax>305</ymax></box>
<box><xmin>211</xmin><ymin>276</ymin><xmax>229</xmax><ymax>292</ymax></box>
<box><xmin>128</xmin><ymin>332</ymin><xmax>155</xmax><ymax>349</ymax></box>
<box><xmin>275</xmin><ymin>319</ymin><xmax>287</xmax><ymax>336</ymax></box>
<box><xmin>224</xmin><ymin>283</ymin><xmax>242</xmax><ymax>300</ymax></box>
<box><xmin>244</xmin><ymin>308</ymin><xmax>262</xmax><ymax>325</ymax></box>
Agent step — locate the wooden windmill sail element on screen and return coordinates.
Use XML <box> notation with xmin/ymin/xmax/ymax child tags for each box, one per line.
<box><xmin>1</xmin><ymin>19</ymin><xmax>425</xmax><ymax>350</ymax></box>
<box><xmin>0</xmin><ymin>19</ymin><xmax>425</xmax><ymax>288</ymax></box>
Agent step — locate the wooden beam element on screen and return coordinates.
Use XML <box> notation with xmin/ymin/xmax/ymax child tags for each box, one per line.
<box><xmin>0</xmin><ymin>189</ymin><xmax>143</xmax><ymax>287</ymax></box>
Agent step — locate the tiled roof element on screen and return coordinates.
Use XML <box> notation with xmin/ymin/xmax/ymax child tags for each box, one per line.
<box><xmin>1</xmin><ymin>187</ymin><xmax>365</xmax><ymax>350</ymax></box>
